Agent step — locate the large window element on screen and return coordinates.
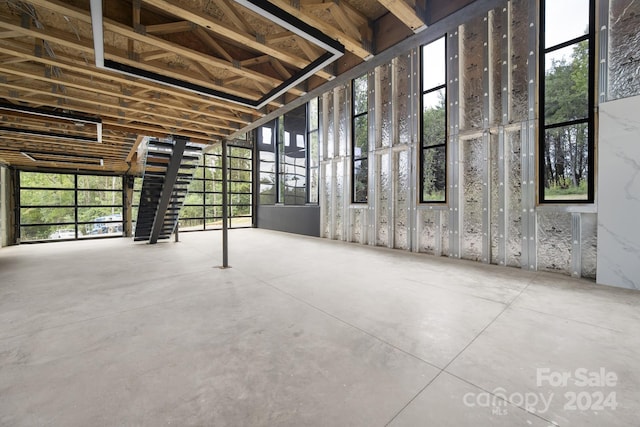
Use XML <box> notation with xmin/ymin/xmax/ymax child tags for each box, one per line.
<box><xmin>352</xmin><ymin>74</ymin><xmax>368</xmax><ymax>203</ymax></box>
<box><xmin>178</xmin><ymin>146</ymin><xmax>252</xmax><ymax>230</ymax></box>
<box><xmin>258</xmin><ymin>120</ymin><xmax>278</xmax><ymax>205</ymax></box>
<box><xmin>19</xmin><ymin>171</ymin><xmax>123</xmax><ymax>241</ymax></box>
<box><xmin>257</xmin><ymin>100</ymin><xmax>318</xmax><ymax>205</ymax></box>
<box><xmin>540</xmin><ymin>0</ymin><xmax>594</xmax><ymax>202</ymax></box>
<box><xmin>420</xmin><ymin>36</ymin><xmax>447</xmax><ymax>203</ymax></box>
<box><xmin>282</xmin><ymin>104</ymin><xmax>308</xmax><ymax>205</ymax></box>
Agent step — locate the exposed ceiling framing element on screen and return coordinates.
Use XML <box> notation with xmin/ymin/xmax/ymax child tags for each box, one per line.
<box><xmin>0</xmin><ymin>0</ymin><xmax>477</xmax><ymax>174</ymax></box>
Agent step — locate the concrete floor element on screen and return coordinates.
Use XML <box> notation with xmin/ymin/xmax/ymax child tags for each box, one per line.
<box><xmin>1</xmin><ymin>229</ymin><xmax>639</xmax><ymax>426</ymax></box>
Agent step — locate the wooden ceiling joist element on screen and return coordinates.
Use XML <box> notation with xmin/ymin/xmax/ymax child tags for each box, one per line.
<box><xmin>378</xmin><ymin>0</ymin><xmax>427</xmax><ymax>32</ymax></box>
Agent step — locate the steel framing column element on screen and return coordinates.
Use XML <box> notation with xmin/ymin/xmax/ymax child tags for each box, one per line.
<box><xmin>150</xmin><ymin>135</ymin><xmax>187</xmax><ymax>244</ymax></box>
<box><xmin>221</xmin><ymin>139</ymin><xmax>229</xmax><ymax>268</ymax></box>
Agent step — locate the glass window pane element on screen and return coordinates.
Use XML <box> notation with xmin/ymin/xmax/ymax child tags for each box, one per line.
<box><xmin>259</xmin><ymin>181</ymin><xmax>276</xmax><ymax>205</ymax></box>
<box><xmin>77</xmin><ymin>190</ymin><xmax>122</xmax><ymax>206</ymax></box>
<box><xmin>20</xmin><ymin>189</ymin><xmax>75</xmax><ymax>206</ymax></box>
<box><xmin>422</xmin><ymin>37</ymin><xmax>446</xmax><ymax>89</ymax></box>
<box><xmin>231</xmin><ymin>216</ymin><xmax>252</xmax><ymax>228</ymax></box>
<box><xmin>423</xmin><ymin>89</ymin><xmax>447</xmax><ymax>147</ymax></box>
<box><xmin>81</xmin><ymin>222</ymin><xmax>123</xmax><ymax>238</ymax></box>
<box><xmin>353</xmin><ymin>159</ymin><xmax>368</xmax><ymax>203</ymax></box>
<box><xmin>229</xmin><ymin>146</ymin><xmax>251</xmax><ymax>159</ymax></box>
<box><xmin>353</xmin><ymin>115</ymin><xmax>368</xmax><ymax>157</ymax></box>
<box><xmin>77</xmin><ymin>175</ymin><xmax>122</xmax><ymax>190</ymax></box>
<box><xmin>545</xmin><ymin>0</ymin><xmax>590</xmax><ymax>47</ymax></box>
<box><xmin>543</xmin><ymin>123</ymin><xmax>589</xmax><ymax>200</ymax></box>
<box><xmin>544</xmin><ymin>42</ymin><xmax>589</xmax><ymax>125</ymax></box>
<box><xmin>230</xmin><ymin>157</ymin><xmax>251</xmax><ymax>170</ymax></box>
<box><xmin>20</xmin><ymin>172</ymin><xmax>74</xmax><ymax>188</ymax></box>
<box><xmin>179</xmin><ymin>218</ymin><xmax>205</xmax><ymax>231</ymax></box>
<box><xmin>422</xmin><ymin>146</ymin><xmax>446</xmax><ymax>202</ymax></box>
<box><xmin>21</xmin><ymin>225</ymin><xmax>76</xmax><ymax>242</ymax></box>
<box><xmin>180</xmin><ymin>205</ymin><xmax>204</xmax><ymax>219</ymax></box>
<box><xmin>184</xmin><ymin>192</ymin><xmax>204</xmax><ymax>205</ymax></box>
<box><xmin>353</xmin><ymin>75</ymin><xmax>368</xmax><ymax>115</ymax></box>
<box><xmin>205</xmin><ymin>205</ymin><xmax>222</xmax><ymax>218</ymax></box>
<box><xmin>20</xmin><ymin>207</ymin><xmax>75</xmax><ymax>225</ymax></box>
<box><xmin>78</xmin><ymin>208</ymin><xmax>122</xmax><ymax>225</ymax></box>
<box><xmin>205</xmin><ymin>193</ymin><xmax>221</xmax><ymax>206</ymax></box>
<box><xmin>231</xmin><ymin>193</ymin><xmax>252</xmax><ymax>205</ymax></box>
<box><xmin>309</xmin><ymin>167</ymin><xmax>319</xmax><ymax>204</ymax></box>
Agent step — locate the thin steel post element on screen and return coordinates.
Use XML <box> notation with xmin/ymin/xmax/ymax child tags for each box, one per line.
<box><xmin>221</xmin><ymin>139</ymin><xmax>229</xmax><ymax>268</ymax></box>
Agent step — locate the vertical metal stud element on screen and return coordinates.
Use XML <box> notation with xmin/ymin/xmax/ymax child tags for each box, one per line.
<box><xmin>520</xmin><ymin>121</ymin><xmax>530</xmax><ymax>270</ymax></box>
<box><xmin>482</xmin><ymin>131</ymin><xmax>491</xmax><ymax>263</ymax></box>
<box><xmin>519</xmin><ymin>0</ymin><xmax>538</xmax><ymax>271</ymax></box>
<box><xmin>502</xmin><ymin>3</ymin><xmax>510</xmax><ymax>126</ymax></box>
<box><xmin>599</xmin><ymin>0</ymin><xmax>610</xmax><ymax>104</ymax></box>
<box><xmin>483</xmin><ymin>14</ymin><xmax>491</xmax><ymax>129</ymax></box>
<box><xmin>221</xmin><ymin>138</ymin><xmax>229</xmax><ymax>267</ymax></box>
<box><xmin>497</xmin><ymin>127</ymin><xmax>507</xmax><ymax>265</ymax></box>
<box><xmin>435</xmin><ymin>209</ymin><xmax>443</xmax><ymax>257</ymax></box>
<box><xmin>345</xmin><ymin>83</ymin><xmax>353</xmax><ymax>243</ymax></box>
<box><xmin>448</xmin><ymin>30</ymin><xmax>461</xmax><ymax>258</ymax></box>
<box><xmin>368</xmin><ymin>69</ymin><xmax>377</xmax><ymax>245</ymax></box>
<box><xmin>409</xmin><ymin>48</ymin><xmax>419</xmax><ymax>252</ymax></box>
<box><xmin>571</xmin><ymin>212</ymin><xmax>582</xmax><ymax>278</ymax></box>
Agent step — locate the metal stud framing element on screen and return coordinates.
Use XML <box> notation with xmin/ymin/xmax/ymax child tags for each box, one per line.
<box><xmin>409</xmin><ymin>48</ymin><xmax>420</xmax><ymax>252</ymax></box>
<box><xmin>598</xmin><ymin>0</ymin><xmax>610</xmax><ymax>104</ymax></box>
<box><xmin>481</xmin><ymin>13</ymin><xmax>491</xmax><ymax>264</ymax></box>
<box><xmin>520</xmin><ymin>0</ymin><xmax>538</xmax><ymax>271</ymax></box>
<box><xmin>571</xmin><ymin>212</ymin><xmax>582</xmax><ymax>278</ymax></box>
<box><xmin>497</xmin><ymin>127</ymin><xmax>507</xmax><ymax>265</ymax></box>
<box><xmin>448</xmin><ymin>30</ymin><xmax>461</xmax><ymax>259</ymax></box>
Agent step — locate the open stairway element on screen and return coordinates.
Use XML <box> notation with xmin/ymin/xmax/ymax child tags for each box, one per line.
<box><xmin>134</xmin><ymin>136</ymin><xmax>203</xmax><ymax>243</ymax></box>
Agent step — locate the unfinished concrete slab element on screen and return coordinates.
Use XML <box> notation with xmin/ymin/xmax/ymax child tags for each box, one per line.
<box><xmin>1</xmin><ymin>229</ymin><xmax>639</xmax><ymax>426</ymax></box>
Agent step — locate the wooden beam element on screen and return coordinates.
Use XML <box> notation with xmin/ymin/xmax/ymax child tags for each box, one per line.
<box><xmin>139</xmin><ymin>50</ymin><xmax>174</xmax><ymax>62</ymax></box>
<box><xmin>216</xmin><ymin>0</ymin><xmax>254</xmax><ymax>34</ymax></box>
<box><xmin>271</xmin><ymin>0</ymin><xmax>373</xmax><ymax>59</ymax></box>
<box><xmin>240</xmin><ymin>55</ymin><xmax>271</xmax><ymax>67</ymax></box>
<box><xmin>126</xmin><ymin>134</ymin><xmax>145</xmax><ymax>162</ymax></box>
<box><xmin>328</xmin><ymin>4</ymin><xmax>361</xmax><ymax>40</ymax></box>
<box><xmin>0</xmin><ymin>53</ymin><xmax>249</xmax><ymax>128</ymax></box>
<box><xmin>0</xmin><ymin>83</ymin><xmax>230</xmax><ymax>138</ymax></box>
<box><xmin>377</xmin><ymin>0</ymin><xmax>427</xmax><ymax>32</ymax></box>
<box><xmin>139</xmin><ymin>0</ymin><xmax>334</xmax><ymax>78</ymax></box>
<box><xmin>269</xmin><ymin>58</ymin><xmax>292</xmax><ymax>80</ymax></box>
<box><xmin>0</xmin><ymin>3</ymin><xmax>284</xmax><ymax>89</ymax></box>
<box><xmin>145</xmin><ymin>21</ymin><xmax>193</xmax><ymax>35</ymax></box>
<box><xmin>193</xmin><ymin>27</ymin><xmax>234</xmax><ymax>63</ymax></box>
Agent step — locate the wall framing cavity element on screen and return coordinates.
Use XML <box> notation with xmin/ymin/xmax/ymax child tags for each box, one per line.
<box><xmin>316</xmin><ymin>0</ymin><xmax>639</xmax><ymax>283</ymax></box>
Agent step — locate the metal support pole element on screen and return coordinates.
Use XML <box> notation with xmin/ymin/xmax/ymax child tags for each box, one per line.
<box><xmin>174</xmin><ymin>224</ymin><xmax>179</xmax><ymax>242</ymax></box>
<box><xmin>221</xmin><ymin>139</ymin><xmax>229</xmax><ymax>268</ymax></box>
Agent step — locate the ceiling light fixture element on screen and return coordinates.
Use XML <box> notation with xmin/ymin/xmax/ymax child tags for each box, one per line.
<box><xmin>89</xmin><ymin>0</ymin><xmax>344</xmax><ymax>110</ymax></box>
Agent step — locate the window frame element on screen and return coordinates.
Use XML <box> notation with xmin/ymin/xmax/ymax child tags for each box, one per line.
<box><xmin>18</xmin><ymin>171</ymin><xmax>124</xmax><ymax>242</ymax></box>
<box><xmin>538</xmin><ymin>0</ymin><xmax>596</xmax><ymax>203</ymax></box>
<box><xmin>419</xmin><ymin>35</ymin><xmax>448</xmax><ymax>204</ymax></box>
<box><xmin>351</xmin><ymin>73</ymin><xmax>369</xmax><ymax>204</ymax></box>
